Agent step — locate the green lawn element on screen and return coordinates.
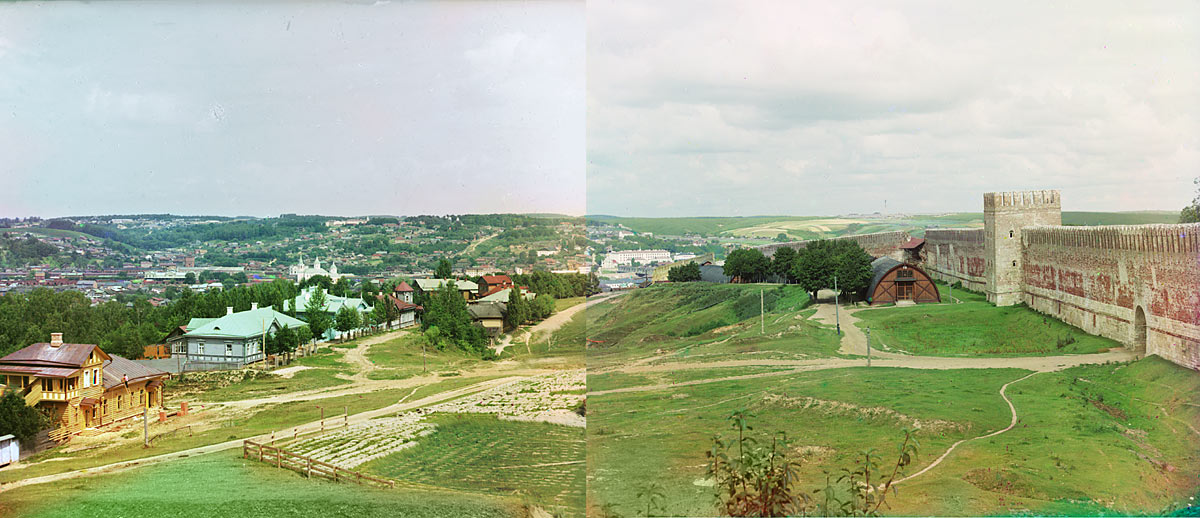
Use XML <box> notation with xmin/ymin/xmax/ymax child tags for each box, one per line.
<box><xmin>365</xmin><ymin>332</ymin><xmax>484</xmax><ymax>377</ymax></box>
<box><xmin>587</xmin><ymin>357</ymin><xmax>1200</xmax><ymax>517</ymax></box>
<box><xmin>587</xmin><ymin>366</ymin><xmax>1023</xmax><ymax>517</ymax></box>
<box><xmin>853</xmin><ymin>283</ymin><xmax>1123</xmax><ymax>357</ymax></box>
<box><xmin>361</xmin><ymin>414</ymin><xmax>585</xmax><ymax>518</ymax></box>
<box><xmin>0</xmin><ymin>450</ymin><xmax>522</xmax><ymax>518</ymax></box>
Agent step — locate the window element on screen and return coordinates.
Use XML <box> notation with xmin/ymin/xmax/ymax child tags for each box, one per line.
<box><xmin>197</xmin><ymin>341</ymin><xmax>205</xmax><ymax>356</ymax></box>
<box><xmin>225</xmin><ymin>342</ymin><xmax>233</xmax><ymax>357</ymax></box>
<box><xmin>93</xmin><ymin>368</ymin><xmax>99</xmax><ymax>388</ymax></box>
<box><xmin>83</xmin><ymin>371</ymin><xmax>90</xmax><ymax>388</ymax></box>
<box><xmin>42</xmin><ymin>378</ymin><xmax>52</xmax><ymax>392</ymax></box>
<box><xmin>1009</xmin><ymin>230</ymin><xmax>1014</xmax><ymax>238</ymax></box>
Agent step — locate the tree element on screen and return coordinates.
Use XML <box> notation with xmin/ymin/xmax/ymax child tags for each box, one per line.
<box><xmin>723</xmin><ymin>249</ymin><xmax>770</xmax><ymax>283</ymax></box>
<box><xmin>423</xmin><ymin>281</ymin><xmax>485</xmax><ymax>354</ymax></box>
<box><xmin>0</xmin><ymin>391</ymin><xmax>47</xmax><ymax>444</ymax></box>
<box><xmin>506</xmin><ymin>288</ymin><xmax>528</xmax><ymax>329</ymax></box>
<box><xmin>791</xmin><ymin>240</ymin><xmax>874</xmax><ymax>301</ymax></box>
<box><xmin>295</xmin><ymin>326</ymin><xmax>313</xmax><ymax>350</ymax></box>
<box><xmin>183</xmin><ymin>272</ymin><xmax>196</xmax><ymax>285</ymax></box>
<box><xmin>771</xmin><ymin>247</ymin><xmax>799</xmax><ymax>284</ymax></box>
<box><xmin>831</xmin><ymin>241</ymin><xmax>874</xmax><ymax>300</ymax></box>
<box><xmin>301</xmin><ymin>275</ymin><xmax>333</xmax><ymax>292</ymax></box>
<box><xmin>435</xmin><ymin>258</ymin><xmax>453</xmax><ymax>279</ymax></box>
<box><xmin>1181</xmin><ymin>177</ymin><xmax>1200</xmax><ymax>223</ymax></box>
<box><xmin>331</xmin><ymin>277</ymin><xmax>351</xmax><ymax>297</ymax></box>
<box><xmin>371</xmin><ymin>298</ymin><xmax>389</xmax><ymax>329</ymax></box>
<box><xmin>792</xmin><ymin>245</ymin><xmax>832</xmax><ymax>299</ymax></box>
<box><xmin>774</xmin><ymin>232</ymin><xmax>790</xmax><ymax>242</ymax></box>
<box><xmin>668</xmin><ymin>262</ymin><xmax>702</xmax><ymax>282</ymax></box>
<box><xmin>335</xmin><ymin>306</ymin><xmax>361</xmax><ymax>334</ymax></box>
<box><xmin>304</xmin><ymin>288</ymin><xmax>332</xmax><ymax>341</ymax></box>
<box><xmin>532</xmin><ymin>293</ymin><xmax>556</xmax><ymax>320</ymax></box>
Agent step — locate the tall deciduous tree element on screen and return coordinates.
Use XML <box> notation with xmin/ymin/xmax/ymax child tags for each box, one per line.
<box><xmin>724</xmin><ymin>248</ymin><xmax>770</xmax><ymax>283</ymax></box>
<box><xmin>435</xmin><ymin>258</ymin><xmax>453</xmax><ymax>279</ymax></box>
<box><xmin>770</xmin><ymin>247</ymin><xmax>799</xmax><ymax>283</ymax></box>
<box><xmin>335</xmin><ymin>306</ymin><xmax>361</xmax><ymax>333</ymax></box>
<box><xmin>304</xmin><ymin>288</ymin><xmax>331</xmax><ymax>341</ymax></box>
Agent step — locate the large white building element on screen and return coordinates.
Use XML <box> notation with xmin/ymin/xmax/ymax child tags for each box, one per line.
<box><xmin>603</xmin><ymin>249</ymin><xmax>672</xmax><ymax>266</ymax></box>
<box><xmin>289</xmin><ymin>255</ymin><xmax>342</xmax><ymax>282</ymax></box>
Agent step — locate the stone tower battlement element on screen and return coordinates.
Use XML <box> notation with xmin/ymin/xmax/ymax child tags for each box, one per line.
<box><xmin>983</xmin><ymin>190</ymin><xmax>1060</xmax><ymax>210</ymax></box>
<box><xmin>983</xmin><ymin>189</ymin><xmax>1062</xmax><ymax>306</ymax></box>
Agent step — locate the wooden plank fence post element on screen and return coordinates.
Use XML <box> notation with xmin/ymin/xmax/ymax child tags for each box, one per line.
<box><xmin>276</xmin><ymin>447</ymin><xmax>281</xmax><ymax>468</ymax></box>
<box><xmin>306</xmin><ymin>457</ymin><xmax>312</xmax><ymax>478</ymax></box>
<box><xmin>258</xmin><ymin>443</ymin><xmax>264</xmax><ymax>462</ymax></box>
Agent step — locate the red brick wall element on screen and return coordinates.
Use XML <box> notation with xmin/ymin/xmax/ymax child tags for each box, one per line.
<box><xmin>1021</xmin><ymin>224</ymin><xmax>1200</xmax><ymax>370</ymax></box>
<box><xmin>922</xmin><ymin>228</ymin><xmax>987</xmax><ymax>292</ymax></box>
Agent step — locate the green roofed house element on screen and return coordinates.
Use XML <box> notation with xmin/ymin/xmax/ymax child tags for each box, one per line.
<box><xmin>291</xmin><ymin>286</ymin><xmax>374</xmax><ymax>341</ymax></box>
<box><xmin>167</xmin><ymin>304</ymin><xmax>308</xmax><ymax>370</ymax></box>
<box><xmin>412</xmin><ymin>278</ymin><xmax>480</xmax><ymax>301</ymax></box>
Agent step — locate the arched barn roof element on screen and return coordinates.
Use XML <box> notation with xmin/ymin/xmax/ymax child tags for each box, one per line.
<box><xmin>867</xmin><ymin>257</ymin><xmax>941</xmax><ymax>305</ymax></box>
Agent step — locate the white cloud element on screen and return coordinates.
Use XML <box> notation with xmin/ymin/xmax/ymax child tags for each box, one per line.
<box><xmin>588</xmin><ymin>0</ymin><xmax>1200</xmax><ymax>216</ymax></box>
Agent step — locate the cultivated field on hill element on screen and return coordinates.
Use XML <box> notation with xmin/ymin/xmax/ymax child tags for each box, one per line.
<box><xmin>363</xmin><ymin>414</ymin><xmax>586</xmax><ymax>518</ymax></box>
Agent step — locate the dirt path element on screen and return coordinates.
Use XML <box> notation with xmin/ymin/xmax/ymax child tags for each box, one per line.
<box><xmin>0</xmin><ymin>375</ymin><xmax>523</xmax><ymax>493</ymax></box>
<box><xmin>458</xmin><ymin>231</ymin><xmax>500</xmax><ymax>257</ymax></box>
<box><xmin>344</xmin><ymin>328</ymin><xmax>408</xmax><ymax>382</ymax></box>
<box><xmin>892</xmin><ymin>371</ymin><xmax>1041</xmax><ymax>486</ymax></box>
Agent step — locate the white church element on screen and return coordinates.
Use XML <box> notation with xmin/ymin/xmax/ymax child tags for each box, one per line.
<box><xmin>290</xmin><ymin>255</ymin><xmax>342</xmax><ymax>282</ymax></box>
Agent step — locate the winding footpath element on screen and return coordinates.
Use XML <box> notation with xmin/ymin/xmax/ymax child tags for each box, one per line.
<box><xmin>591</xmin><ymin>300</ymin><xmax>1140</xmax><ymax>484</ymax></box>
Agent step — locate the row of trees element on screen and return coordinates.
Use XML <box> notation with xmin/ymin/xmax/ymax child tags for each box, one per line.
<box><xmin>719</xmin><ymin>241</ymin><xmax>875</xmax><ymax>300</ymax></box>
<box><xmin>504</xmin><ymin>289</ymin><xmax>556</xmax><ymax>328</ymax></box>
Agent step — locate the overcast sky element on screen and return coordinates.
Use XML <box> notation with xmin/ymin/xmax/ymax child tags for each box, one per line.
<box><xmin>588</xmin><ymin>1</ymin><xmax>1200</xmax><ymax>216</ymax></box>
<box><xmin>0</xmin><ymin>0</ymin><xmax>584</xmax><ymax>219</ymax></box>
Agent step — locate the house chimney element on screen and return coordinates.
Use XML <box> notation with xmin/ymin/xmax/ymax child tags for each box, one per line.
<box><xmin>50</xmin><ymin>333</ymin><xmax>63</xmax><ymax>347</ymax></box>
<box><xmin>251</xmin><ymin>302</ymin><xmax>259</xmax><ymax>310</ymax></box>
<box><xmin>226</xmin><ymin>306</ymin><xmax>234</xmax><ymax>315</ymax></box>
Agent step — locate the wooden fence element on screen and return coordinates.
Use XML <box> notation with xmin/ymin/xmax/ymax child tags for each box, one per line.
<box><xmin>242</xmin><ymin>439</ymin><xmax>395</xmax><ymax>489</ymax></box>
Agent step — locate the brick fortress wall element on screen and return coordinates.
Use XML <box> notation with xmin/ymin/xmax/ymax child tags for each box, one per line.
<box><xmin>1021</xmin><ymin>224</ymin><xmax>1200</xmax><ymax>370</ymax></box>
<box><xmin>922</xmin><ymin>228</ymin><xmax>987</xmax><ymax>292</ymax></box>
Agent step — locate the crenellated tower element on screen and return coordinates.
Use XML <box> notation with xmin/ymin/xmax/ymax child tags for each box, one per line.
<box><xmin>983</xmin><ymin>190</ymin><xmax>1061</xmax><ymax>306</ymax></box>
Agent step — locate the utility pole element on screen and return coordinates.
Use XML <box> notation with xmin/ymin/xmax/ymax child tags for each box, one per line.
<box><xmin>834</xmin><ymin>275</ymin><xmax>841</xmax><ymax>336</ymax></box>
<box><xmin>143</xmin><ymin>406</ymin><xmax>149</xmax><ymax>447</ymax></box>
<box><xmin>760</xmin><ymin>289</ymin><xmax>765</xmax><ymax>334</ymax></box>
<box><xmin>866</xmin><ymin>326</ymin><xmax>871</xmax><ymax>367</ymax></box>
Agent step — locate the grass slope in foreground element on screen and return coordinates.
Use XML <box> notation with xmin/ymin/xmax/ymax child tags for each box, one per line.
<box><xmin>361</xmin><ymin>414</ymin><xmax>585</xmax><ymax>518</ymax></box>
<box><xmin>0</xmin><ymin>450</ymin><xmax>522</xmax><ymax>518</ymax></box>
<box><xmin>854</xmin><ymin>283</ymin><xmax>1123</xmax><ymax>357</ymax></box>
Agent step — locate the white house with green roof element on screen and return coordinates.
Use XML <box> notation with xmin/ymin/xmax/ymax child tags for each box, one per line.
<box><xmin>167</xmin><ymin>304</ymin><xmax>308</xmax><ymax>369</ymax></box>
<box><xmin>290</xmin><ymin>286</ymin><xmax>373</xmax><ymax>341</ymax></box>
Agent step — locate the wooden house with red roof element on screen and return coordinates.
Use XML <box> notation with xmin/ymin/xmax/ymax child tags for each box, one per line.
<box><xmin>374</xmin><ymin>281</ymin><xmax>422</xmax><ymax>329</ymax></box>
<box><xmin>478</xmin><ymin>274</ymin><xmax>514</xmax><ymax>298</ymax></box>
<box><xmin>0</xmin><ymin>333</ymin><xmax>169</xmax><ymax>441</ymax></box>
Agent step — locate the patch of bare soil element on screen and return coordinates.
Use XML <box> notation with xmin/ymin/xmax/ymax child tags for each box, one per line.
<box><xmin>759</xmin><ymin>393</ymin><xmax>967</xmax><ymax>435</ymax></box>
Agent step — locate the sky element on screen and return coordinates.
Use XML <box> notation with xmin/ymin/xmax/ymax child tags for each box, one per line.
<box><xmin>0</xmin><ymin>0</ymin><xmax>584</xmax><ymax>219</ymax></box>
<box><xmin>587</xmin><ymin>1</ymin><xmax>1200</xmax><ymax>217</ymax></box>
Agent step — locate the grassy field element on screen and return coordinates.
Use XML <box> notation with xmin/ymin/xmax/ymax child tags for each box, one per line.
<box><xmin>587</xmin><ymin>357</ymin><xmax>1200</xmax><ymax>517</ymax></box>
<box><xmin>893</xmin><ymin>356</ymin><xmax>1200</xmax><ymax>516</ymax></box>
<box><xmin>0</xmin><ymin>450</ymin><xmax>523</xmax><ymax>518</ymax></box>
<box><xmin>587</xmin><ymin>366</ymin><xmax>1023</xmax><ymax>517</ymax></box>
<box><xmin>0</xmin><ymin>374</ymin><xmax>509</xmax><ymax>485</ymax></box>
<box><xmin>853</xmin><ymin>284</ymin><xmax>1124</xmax><ymax>356</ymax></box>
<box><xmin>586</xmin><ymin>283</ymin><xmax>837</xmax><ymax>370</ymax></box>
<box><xmin>365</xmin><ymin>332</ymin><xmax>486</xmax><ymax>380</ymax></box>
<box><xmin>361</xmin><ymin>413</ymin><xmax>585</xmax><ymax>517</ymax></box>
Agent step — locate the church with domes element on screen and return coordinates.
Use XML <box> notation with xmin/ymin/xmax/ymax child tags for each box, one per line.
<box><xmin>289</xmin><ymin>255</ymin><xmax>342</xmax><ymax>283</ymax></box>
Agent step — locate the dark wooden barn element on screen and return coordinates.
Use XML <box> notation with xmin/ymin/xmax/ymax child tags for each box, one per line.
<box><xmin>867</xmin><ymin>257</ymin><xmax>940</xmax><ymax>305</ymax></box>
